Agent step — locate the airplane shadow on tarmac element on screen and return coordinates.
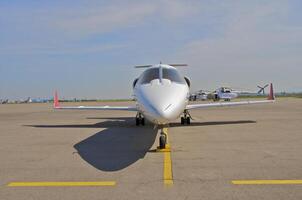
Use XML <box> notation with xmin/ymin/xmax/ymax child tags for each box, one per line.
<box><xmin>25</xmin><ymin>118</ymin><xmax>255</xmax><ymax>171</ymax></box>
<box><xmin>25</xmin><ymin>118</ymin><xmax>157</xmax><ymax>172</ymax></box>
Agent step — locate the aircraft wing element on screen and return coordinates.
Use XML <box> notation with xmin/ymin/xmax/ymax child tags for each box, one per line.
<box><xmin>53</xmin><ymin>92</ymin><xmax>137</xmax><ymax>111</ymax></box>
<box><xmin>186</xmin><ymin>83</ymin><xmax>275</xmax><ymax>110</ymax></box>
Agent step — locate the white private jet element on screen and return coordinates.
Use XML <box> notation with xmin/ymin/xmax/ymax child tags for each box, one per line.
<box><xmin>54</xmin><ymin>64</ymin><xmax>275</xmax><ymax>148</ymax></box>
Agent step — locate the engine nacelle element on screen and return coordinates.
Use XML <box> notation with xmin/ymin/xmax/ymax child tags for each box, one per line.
<box><xmin>133</xmin><ymin>78</ymin><xmax>138</xmax><ymax>88</ymax></box>
<box><xmin>184</xmin><ymin>76</ymin><xmax>191</xmax><ymax>88</ymax></box>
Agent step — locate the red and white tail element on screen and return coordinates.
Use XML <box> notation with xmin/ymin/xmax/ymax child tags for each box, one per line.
<box><xmin>53</xmin><ymin>91</ymin><xmax>60</xmax><ymax>108</ymax></box>
<box><xmin>267</xmin><ymin>83</ymin><xmax>275</xmax><ymax>100</ymax></box>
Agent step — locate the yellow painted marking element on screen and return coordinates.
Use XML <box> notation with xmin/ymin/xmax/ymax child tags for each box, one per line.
<box><xmin>232</xmin><ymin>180</ymin><xmax>302</xmax><ymax>185</ymax></box>
<box><xmin>156</xmin><ymin>148</ymin><xmax>170</xmax><ymax>152</ymax></box>
<box><xmin>164</xmin><ymin>151</ymin><xmax>173</xmax><ymax>185</ymax></box>
<box><xmin>7</xmin><ymin>181</ymin><xmax>116</xmax><ymax>187</ymax></box>
<box><xmin>156</xmin><ymin>144</ymin><xmax>171</xmax><ymax>152</ymax></box>
<box><xmin>162</xmin><ymin>128</ymin><xmax>173</xmax><ymax>185</ymax></box>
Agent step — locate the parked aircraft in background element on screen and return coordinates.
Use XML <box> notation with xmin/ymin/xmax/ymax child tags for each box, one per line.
<box><xmin>208</xmin><ymin>87</ymin><xmax>239</xmax><ymax>101</ymax></box>
<box><xmin>189</xmin><ymin>90</ymin><xmax>208</xmax><ymax>101</ymax></box>
<box><xmin>190</xmin><ymin>87</ymin><xmax>240</xmax><ymax>101</ymax></box>
<box><xmin>0</xmin><ymin>99</ymin><xmax>9</xmax><ymax>104</ymax></box>
<box><xmin>190</xmin><ymin>85</ymin><xmax>270</xmax><ymax>101</ymax></box>
<box><xmin>54</xmin><ymin>63</ymin><xmax>275</xmax><ymax>149</ymax></box>
<box><xmin>20</xmin><ymin>97</ymin><xmax>32</xmax><ymax>104</ymax></box>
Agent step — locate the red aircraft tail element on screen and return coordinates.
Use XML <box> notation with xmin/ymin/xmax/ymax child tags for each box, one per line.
<box><xmin>53</xmin><ymin>91</ymin><xmax>60</xmax><ymax>108</ymax></box>
<box><xmin>267</xmin><ymin>83</ymin><xmax>275</xmax><ymax>100</ymax></box>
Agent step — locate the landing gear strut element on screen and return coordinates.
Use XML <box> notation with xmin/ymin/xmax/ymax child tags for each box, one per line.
<box><xmin>181</xmin><ymin>110</ymin><xmax>191</xmax><ymax>125</ymax></box>
<box><xmin>135</xmin><ymin>113</ymin><xmax>145</xmax><ymax>126</ymax></box>
<box><xmin>159</xmin><ymin>129</ymin><xmax>167</xmax><ymax>149</ymax></box>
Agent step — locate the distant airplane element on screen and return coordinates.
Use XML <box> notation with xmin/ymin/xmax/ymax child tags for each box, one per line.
<box><xmin>54</xmin><ymin>64</ymin><xmax>275</xmax><ymax>148</ymax></box>
<box><xmin>189</xmin><ymin>90</ymin><xmax>208</xmax><ymax>101</ymax></box>
<box><xmin>208</xmin><ymin>87</ymin><xmax>239</xmax><ymax>101</ymax></box>
<box><xmin>20</xmin><ymin>97</ymin><xmax>32</xmax><ymax>104</ymax></box>
<box><xmin>1</xmin><ymin>99</ymin><xmax>9</xmax><ymax>104</ymax></box>
<box><xmin>191</xmin><ymin>87</ymin><xmax>243</xmax><ymax>102</ymax></box>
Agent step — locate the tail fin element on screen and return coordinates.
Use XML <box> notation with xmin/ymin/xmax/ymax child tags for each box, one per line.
<box><xmin>267</xmin><ymin>83</ymin><xmax>275</xmax><ymax>100</ymax></box>
<box><xmin>54</xmin><ymin>91</ymin><xmax>60</xmax><ymax>108</ymax></box>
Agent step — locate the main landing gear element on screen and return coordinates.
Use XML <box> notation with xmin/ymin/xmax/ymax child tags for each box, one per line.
<box><xmin>135</xmin><ymin>113</ymin><xmax>145</xmax><ymax>126</ymax></box>
<box><xmin>181</xmin><ymin>110</ymin><xmax>191</xmax><ymax>125</ymax></box>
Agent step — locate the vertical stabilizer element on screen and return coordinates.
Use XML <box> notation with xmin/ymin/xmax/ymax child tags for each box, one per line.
<box><xmin>54</xmin><ymin>91</ymin><xmax>60</xmax><ymax>108</ymax></box>
<box><xmin>268</xmin><ymin>83</ymin><xmax>275</xmax><ymax>100</ymax></box>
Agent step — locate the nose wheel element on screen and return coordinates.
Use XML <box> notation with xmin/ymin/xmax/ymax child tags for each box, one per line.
<box><xmin>135</xmin><ymin>113</ymin><xmax>145</xmax><ymax>126</ymax></box>
<box><xmin>181</xmin><ymin>110</ymin><xmax>191</xmax><ymax>125</ymax></box>
<box><xmin>159</xmin><ymin>130</ymin><xmax>167</xmax><ymax>149</ymax></box>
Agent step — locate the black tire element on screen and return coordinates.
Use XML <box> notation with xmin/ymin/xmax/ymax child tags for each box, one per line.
<box><xmin>186</xmin><ymin>117</ymin><xmax>191</xmax><ymax>125</ymax></box>
<box><xmin>181</xmin><ymin>117</ymin><xmax>185</xmax><ymax>125</ymax></box>
<box><xmin>141</xmin><ymin>118</ymin><xmax>145</xmax><ymax>126</ymax></box>
<box><xmin>159</xmin><ymin>135</ymin><xmax>166</xmax><ymax>149</ymax></box>
<box><xmin>136</xmin><ymin>118</ymin><xmax>140</xmax><ymax>126</ymax></box>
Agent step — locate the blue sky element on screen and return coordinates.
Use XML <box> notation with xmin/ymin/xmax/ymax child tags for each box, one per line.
<box><xmin>0</xmin><ymin>0</ymin><xmax>301</xmax><ymax>99</ymax></box>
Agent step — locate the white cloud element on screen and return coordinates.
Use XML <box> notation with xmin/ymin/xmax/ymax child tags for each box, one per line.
<box><xmin>176</xmin><ymin>1</ymin><xmax>302</xmax><ymax>91</ymax></box>
<box><xmin>155</xmin><ymin>0</ymin><xmax>201</xmax><ymax>20</ymax></box>
<box><xmin>53</xmin><ymin>2</ymin><xmax>156</xmax><ymax>36</ymax></box>
<box><xmin>51</xmin><ymin>0</ymin><xmax>204</xmax><ymax>37</ymax></box>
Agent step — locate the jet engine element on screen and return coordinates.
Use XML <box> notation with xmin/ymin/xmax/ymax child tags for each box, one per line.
<box><xmin>184</xmin><ymin>76</ymin><xmax>191</xmax><ymax>88</ymax></box>
<box><xmin>133</xmin><ymin>78</ymin><xmax>139</xmax><ymax>88</ymax></box>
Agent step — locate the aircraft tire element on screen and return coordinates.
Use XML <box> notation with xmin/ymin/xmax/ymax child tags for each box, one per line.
<box><xmin>141</xmin><ymin>118</ymin><xmax>145</xmax><ymax>126</ymax></box>
<box><xmin>186</xmin><ymin>117</ymin><xmax>191</xmax><ymax>125</ymax></box>
<box><xmin>136</xmin><ymin>118</ymin><xmax>140</xmax><ymax>126</ymax></box>
<box><xmin>181</xmin><ymin>117</ymin><xmax>185</xmax><ymax>125</ymax></box>
<box><xmin>159</xmin><ymin>135</ymin><xmax>166</xmax><ymax>149</ymax></box>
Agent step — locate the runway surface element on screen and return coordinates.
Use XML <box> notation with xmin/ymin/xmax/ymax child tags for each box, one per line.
<box><xmin>0</xmin><ymin>98</ymin><xmax>302</xmax><ymax>200</ymax></box>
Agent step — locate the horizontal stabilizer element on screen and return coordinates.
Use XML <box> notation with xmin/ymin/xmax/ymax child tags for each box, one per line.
<box><xmin>134</xmin><ymin>65</ymin><xmax>153</xmax><ymax>68</ymax></box>
<box><xmin>168</xmin><ymin>64</ymin><xmax>188</xmax><ymax>67</ymax></box>
<box><xmin>135</xmin><ymin>63</ymin><xmax>188</xmax><ymax>68</ymax></box>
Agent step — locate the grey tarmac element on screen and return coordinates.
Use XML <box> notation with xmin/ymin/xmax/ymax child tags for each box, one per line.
<box><xmin>0</xmin><ymin>98</ymin><xmax>302</xmax><ymax>200</ymax></box>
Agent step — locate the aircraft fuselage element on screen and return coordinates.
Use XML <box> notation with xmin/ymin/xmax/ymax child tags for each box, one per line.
<box><xmin>133</xmin><ymin>65</ymin><xmax>189</xmax><ymax>125</ymax></box>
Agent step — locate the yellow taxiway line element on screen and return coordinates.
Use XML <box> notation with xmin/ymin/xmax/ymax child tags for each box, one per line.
<box><xmin>232</xmin><ymin>180</ymin><xmax>302</xmax><ymax>185</ymax></box>
<box><xmin>7</xmin><ymin>181</ymin><xmax>116</xmax><ymax>187</ymax></box>
<box><xmin>162</xmin><ymin>128</ymin><xmax>173</xmax><ymax>186</ymax></box>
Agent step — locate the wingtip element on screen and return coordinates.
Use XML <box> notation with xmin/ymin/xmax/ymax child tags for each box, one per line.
<box><xmin>268</xmin><ymin>83</ymin><xmax>275</xmax><ymax>100</ymax></box>
<box><xmin>54</xmin><ymin>90</ymin><xmax>60</xmax><ymax>108</ymax></box>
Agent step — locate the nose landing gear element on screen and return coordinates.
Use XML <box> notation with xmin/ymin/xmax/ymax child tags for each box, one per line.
<box><xmin>159</xmin><ymin>130</ymin><xmax>167</xmax><ymax>149</ymax></box>
<box><xmin>135</xmin><ymin>113</ymin><xmax>145</xmax><ymax>126</ymax></box>
<box><xmin>156</xmin><ymin>127</ymin><xmax>170</xmax><ymax>151</ymax></box>
<box><xmin>181</xmin><ymin>110</ymin><xmax>192</xmax><ymax>125</ymax></box>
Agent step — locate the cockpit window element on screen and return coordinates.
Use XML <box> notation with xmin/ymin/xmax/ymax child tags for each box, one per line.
<box><xmin>138</xmin><ymin>68</ymin><xmax>159</xmax><ymax>84</ymax></box>
<box><xmin>162</xmin><ymin>68</ymin><xmax>185</xmax><ymax>83</ymax></box>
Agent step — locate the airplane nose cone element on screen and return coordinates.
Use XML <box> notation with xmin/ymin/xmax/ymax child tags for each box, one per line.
<box><xmin>137</xmin><ymin>83</ymin><xmax>188</xmax><ymax>124</ymax></box>
<box><xmin>154</xmin><ymin>103</ymin><xmax>174</xmax><ymax>119</ymax></box>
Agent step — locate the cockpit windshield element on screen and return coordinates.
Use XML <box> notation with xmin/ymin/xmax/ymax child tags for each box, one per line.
<box><xmin>162</xmin><ymin>68</ymin><xmax>185</xmax><ymax>83</ymax></box>
<box><xmin>138</xmin><ymin>67</ymin><xmax>185</xmax><ymax>85</ymax></box>
<box><xmin>138</xmin><ymin>68</ymin><xmax>159</xmax><ymax>84</ymax></box>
